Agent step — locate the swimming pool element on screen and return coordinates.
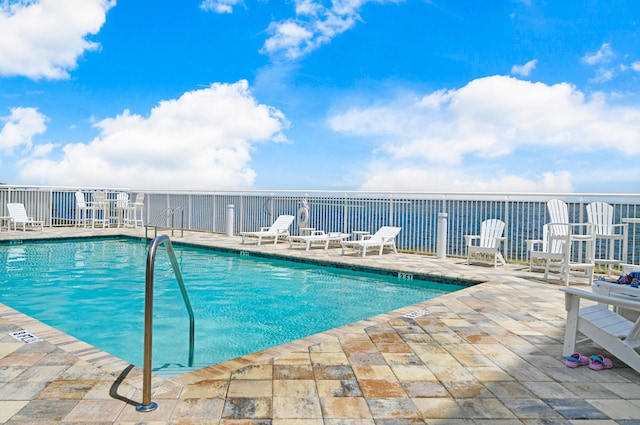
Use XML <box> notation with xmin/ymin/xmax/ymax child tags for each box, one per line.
<box><xmin>0</xmin><ymin>237</ymin><xmax>465</xmax><ymax>375</ymax></box>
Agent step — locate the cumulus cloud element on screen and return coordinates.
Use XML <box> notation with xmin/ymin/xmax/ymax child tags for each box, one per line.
<box><xmin>262</xmin><ymin>0</ymin><xmax>402</xmax><ymax>59</ymax></box>
<box><xmin>329</xmin><ymin>75</ymin><xmax>640</xmax><ymax>192</ymax></box>
<box><xmin>511</xmin><ymin>59</ymin><xmax>537</xmax><ymax>77</ymax></box>
<box><xmin>18</xmin><ymin>81</ymin><xmax>289</xmax><ymax>189</ymax></box>
<box><xmin>200</xmin><ymin>0</ymin><xmax>242</xmax><ymax>14</ymax></box>
<box><xmin>582</xmin><ymin>43</ymin><xmax>615</xmax><ymax>65</ymax></box>
<box><xmin>0</xmin><ymin>107</ymin><xmax>47</xmax><ymax>153</ymax></box>
<box><xmin>0</xmin><ymin>0</ymin><xmax>114</xmax><ymax>79</ymax></box>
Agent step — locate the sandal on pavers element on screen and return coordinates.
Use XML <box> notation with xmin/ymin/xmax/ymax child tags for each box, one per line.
<box><xmin>564</xmin><ymin>352</ymin><xmax>589</xmax><ymax>368</ymax></box>
<box><xmin>589</xmin><ymin>355</ymin><xmax>613</xmax><ymax>370</ymax></box>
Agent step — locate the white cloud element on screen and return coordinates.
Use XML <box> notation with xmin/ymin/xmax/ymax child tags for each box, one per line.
<box><xmin>631</xmin><ymin>61</ymin><xmax>640</xmax><ymax>72</ymax></box>
<box><xmin>582</xmin><ymin>43</ymin><xmax>615</xmax><ymax>66</ymax></box>
<box><xmin>0</xmin><ymin>0</ymin><xmax>114</xmax><ymax>79</ymax></box>
<box><xmin>589</xmin><ymin>67</ymin><xmax>615</xmax><ymax>83</ymax></box>
<box><xmin>359</xmin><ymin>167</ymin><xmax>574</xmax><ymax>193</ymax></box>
<box><xmin>511</xmin><ymin>59</ymin><xmax>537</xmax><ymax>77</ymax></box>
<box><xmin>329</xmin><ymin>75</ymin><xmax>640</xmax><ymax>192</ymax></box>
<box><xmin>0</xmin><ymin>107</ymin><xmax>47</xmax><ymax>152</ymax></box>
<box><xmin>262</xmin><ymin>0</ymin><xmax>402</xmax><ymax>59</ymax></box>
<box><xmin>18</xmin><ymin>81</ymin><xmax>289</xmax><ymax>189</ymax></box>
<box><xmin>200</xmin><ymin>0</ymin><xmax>242</xmax><ymax>14</ymax></box>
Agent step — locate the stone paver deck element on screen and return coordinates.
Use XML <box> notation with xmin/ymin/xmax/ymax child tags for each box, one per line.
<box><xmin>0</xmin><ymin>227</ymin><xmax>639</xmax><ymax>424</ymax></box>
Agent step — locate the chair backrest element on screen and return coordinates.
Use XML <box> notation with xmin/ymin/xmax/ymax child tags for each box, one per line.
<box><xmin>93</xmin><ymin>190</ymin><xmax>107</xmax><ymax>206</ymax></box>
<box><xmin>547</xmin><ymin>198</ymin><xmax>569</xmax><ymax>224</ymax></box>
<box><xmin>268</xmin><ymin>215</ymin><xmax>295</xmax><ymax>232</ymax></box>
<box><xmin>370</xmin><ymin>226</ymin><xmax>402</xmax><ymax>241</ymax></box>
<box><xmin>547</xmin><ymin>222</ymin><xmax>571</xmax><ymax>256</ymax></box>
<box><xmin>133</xmin><ymin>193</ymin><xmax>145</xmax><ymax>204</ymax></box>
<box><xmin>478</xmin><ymin>219</ymin><xmax>504</xmax><ymax>248</ymax></box>
<box><xmin>7</xmin><ymin>203</ymin><xmax>28</xmax><ymax>221</ymax></box>
<box><xmin>587</xmin><ymin>201</ymin><xmax>615</xmax><ymax>236</ymax></box>
<box><xmin>75</xmin><ymin>191</ymin><xmax>87</xmax><ymax>208</ymax></box>
<box><xmin>116</xmin><ymin>192</ymin><xmax>129</xmax><ymax>208</ymax></box>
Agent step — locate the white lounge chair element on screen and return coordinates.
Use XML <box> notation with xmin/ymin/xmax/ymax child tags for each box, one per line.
<box><xmin>6</xmin><ymin>203</ymin><xmax>44</xmax><ymax>231</ymax></box>
<box><xmin>289</xmin><ymin>230</ymin><xmax>351</xmax><ymax>251</ymax></box>
<box><xmin>587</xmin><ymin>201</ymin><xmax>627</xmax><ymax>274</ymax></box>
<box><xmin>340</xmin><ymin>226</ymin><xmax>401</xmax><ymax>257</ymax></box>
<box><xmin>560</xmin><ymin>286</ymin><xmax>640</xmax><ymax>374</ymax></box>
<box><xmin>464</xmin><ymin>219</ymin><xmax>506</xmax><ymax>267</ymax></box>
<box><xmin>241</xmin><ymin>215</ymin><xmax>295</xmax><ymax>245</ymax></box>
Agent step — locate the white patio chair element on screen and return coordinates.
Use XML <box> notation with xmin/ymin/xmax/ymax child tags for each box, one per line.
<box><xmin>6</xmin><ymin>203</ymin><xmax>44</xmax><ymax>231</ymax></box>
<box><xmin>125</xmin><ymin>193</ymin><xmax>145</xmax><ymax>228</ymax></box>
<box><xmin>464</xmin><ymin>219</ymin><xmax>506</xmax><ymax>267</ymax></box>
<box><xmin>91</xmin><ymin>191</ymin><xmax>110</xmax><ymax>228</ymax></box>
<box><xmin>527</xmin><ymin>224</ymin><xmax>565</xmax><ymax>273</ymax></box>
<box><xmin>544</xmin><ymin>223</ymin><xmax>595</xmax><ymax>286</ymax></box>
<box><xmin>587</xmin><ymin>201</ymin><xmax>627</xmax><ymax>274</ymax></box>
<box><xmin>241</xmin><ymin>215</ymin><xmax>295</xmax><ymax>245</ymax></box>
<box><xmin>340</xmin><ymin>226</ymin><xmax>402</xmax><ymax>257</ymax></box>
<box><xmin>75</xmin><ymin>191</ymin><xmax>91</xmax><ymax>227</ymax></box>
<box><xmin>114</xmin><ymin>192</ymin><xmax>130</xmax><ymax>228</ymax></box>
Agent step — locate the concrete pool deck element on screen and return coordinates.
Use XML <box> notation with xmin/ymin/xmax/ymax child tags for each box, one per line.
<box><xmin>0</xmin><ymin>227</ymin><xmax>639</xmax><ymax>424</ymax></box>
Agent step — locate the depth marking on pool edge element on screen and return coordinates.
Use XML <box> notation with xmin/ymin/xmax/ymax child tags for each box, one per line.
<box><xmin>403</xmin><ymin>310</ymin><xmax>429</xmax><ymax>319</ymax></box>
<box><xmin>398</xmin><ymin>272</ymin><xmax>414</xmax><ymax>280</ymax></box>
<box><xmin>9</xmin><ymin>330</ymin><xmax>42</xmax><ymax>344</ymax></box>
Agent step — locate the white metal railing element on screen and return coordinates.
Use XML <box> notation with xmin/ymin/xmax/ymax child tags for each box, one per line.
<box><xmin>2</xmin><ymin>185</ymin><xmax>640</xmax><ymax>265</ymax></box>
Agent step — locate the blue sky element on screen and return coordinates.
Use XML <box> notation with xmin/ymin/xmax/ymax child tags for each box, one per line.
<box><xmin>1</xmin><ymin>0</ymin><xmax>639</xmax><ymax>192</ymax></box>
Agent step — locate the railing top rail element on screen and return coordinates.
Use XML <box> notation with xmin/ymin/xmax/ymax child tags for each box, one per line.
<box><xmin>2</xmin><ymin>185</ymin><xmax>639</xmax><ymax>200</ymax></box>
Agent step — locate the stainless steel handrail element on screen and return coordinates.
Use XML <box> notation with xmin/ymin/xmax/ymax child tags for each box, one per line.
<box><xmin>145</xmin><ymin>207</ymin><xmax>184</xmax><ymax>238</ymax></box>
<box><xmin>136</xmin><ymin>234</ymin><xmax>195</xmax><ymax>412</ymax></box>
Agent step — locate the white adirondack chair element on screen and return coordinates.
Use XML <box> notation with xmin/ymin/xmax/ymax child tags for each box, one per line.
<box><xmin>560</xmin><ymin>286</ymin><xmax>640</xmax><ymax>374</ymax></box>
<box><xmin>527</xmin><ymin>224</ymin><xmax>565</xmax><ymax>272</ymax></box>
<box><xmin>75</xmin><ymin>191</ymin><xmax>91</xmax><ymax>227</ymax></box>
<box><xmin>544</xmin><ymin>223</ymin><xmax>595</xmax><ymax>285</ymax></box>
<box><xmin>587</xmin><ymin>201</ymin><xmax>627</xmax><ymax>274</ymax></box>
<box><xmin>464</xmin><ymin>219</ymin><xmax>506</xmax><ymax>267</ymax></box>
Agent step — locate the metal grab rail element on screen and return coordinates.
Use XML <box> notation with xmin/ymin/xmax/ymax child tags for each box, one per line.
<box><xmin>145</xmin><ymin>207</ymin><xmax>184</xmax><ymax>238</ymax></box>
<box><xmin>137</xmin><ymin>234</ymin><xmax>195</xmax><ymax>412</ymax></box>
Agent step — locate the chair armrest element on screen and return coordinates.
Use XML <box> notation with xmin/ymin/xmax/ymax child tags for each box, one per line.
<box><xmin>560</xmin><ymin>286</ymin><xmax>640</xmax><ymax>312</ymax></box>
<box><xmin>464</xmin><ymin>235</ymin><xmax>479</xmax><ymax>246</ymax></box>
<box><xmin>526</xmin><ymin>239</ymin><xmax>543</xmax><ymax>251</ymax></box>
<box><xmin>260</xmin><ymin>227</ymin><xmax>270</xmax><ymax>231</ymax></box>
<box><xmin>311</xmin><ymin>230</ymin><xmax>326</xmax><ymax>236</ymax></box>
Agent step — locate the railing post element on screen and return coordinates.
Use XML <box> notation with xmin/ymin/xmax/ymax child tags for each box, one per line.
<box><xmin>226</xmin><ymin>204</ymin><xmax>234</xmax><ymax>237</ymax></box>
<box><xmin>437</xmin><ymin>212</ymin><xmax>448</xmax><ymax>259</ymax></box>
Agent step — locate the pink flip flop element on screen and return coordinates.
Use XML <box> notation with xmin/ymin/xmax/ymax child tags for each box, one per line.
<box><xmin>589</xmin><ymin>355</ymin><xmax>613</xmax><ymax>370</ymax></box>
<box><xmin>565</xmin><ymin>352</ymin><xmax>589</xmax><ymax>368</ymax></box>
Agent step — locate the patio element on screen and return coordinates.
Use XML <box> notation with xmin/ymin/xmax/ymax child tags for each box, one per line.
<box><xmin>1</xmin><ymin>227</ymin><xmax>639</xmax><ymax>424</ymax></box>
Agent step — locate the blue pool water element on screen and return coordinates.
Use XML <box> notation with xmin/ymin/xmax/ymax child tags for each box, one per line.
<box><xmin>0</xmin><ymin>238</ymin><xmax>464</xmax><ymax>374</ymax></box>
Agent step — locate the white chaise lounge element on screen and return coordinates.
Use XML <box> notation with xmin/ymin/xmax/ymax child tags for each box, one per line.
<box><xmin>340</xmin><ymin>226</ymin><xmax>401</xmax><ymax>257</ymax></box>
<box><xmin>241</xmin><ymin>215</ymin><xmax>295</xmax><ymax>245</ymax></box>
<box><xmin>289</xmin><ymin>231</ymin><xmax>351</xmax><ymax>251</ymax></box>
<box><xmin>6</xmin><ymin>203</ymin><xmax>44</xmax><ymax>231</ymax></box>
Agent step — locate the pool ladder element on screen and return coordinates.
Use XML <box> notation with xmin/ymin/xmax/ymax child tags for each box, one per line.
<box><xmin>145</xmin><ymin>207</ymin><xmax>185</xmax><ymax>238</ymax></box>
<box><xmin>137</xmin><ymin>234</ymin><xmax>195</xmax><ymax>412</ymax></box>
